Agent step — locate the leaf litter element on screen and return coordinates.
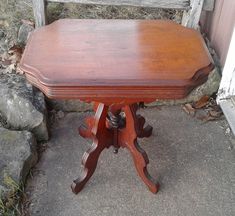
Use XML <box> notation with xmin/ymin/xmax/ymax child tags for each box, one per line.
<box><xmin>182</xmin><ymin>95</ymin><xmax>223</xmax><ymax>122</ymax></box>
<box><xmin>0</xmin><ymin>44</ymin><xmax>24</xmax><ymax>74</ymax></box>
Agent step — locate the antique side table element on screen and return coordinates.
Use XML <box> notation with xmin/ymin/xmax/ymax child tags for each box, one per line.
<box><xmin>19</xmin><ymin>19</ymin><xmax>213</xmax><ymax>194</ymax></box>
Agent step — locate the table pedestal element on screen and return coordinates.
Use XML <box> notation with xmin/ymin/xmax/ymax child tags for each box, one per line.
<box><xmin>71</xmin><ymin>102</ymin><xmax>159</xmax><ymax>194</ymax></box>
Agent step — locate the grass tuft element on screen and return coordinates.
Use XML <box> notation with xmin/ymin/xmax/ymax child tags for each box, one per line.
<box><xmin>0</xmin><ymin>174</ymin><xmax>23</xmax><ymax>216</ymax></box>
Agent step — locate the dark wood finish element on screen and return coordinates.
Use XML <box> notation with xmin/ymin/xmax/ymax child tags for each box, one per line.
<box><xmin>19</xmin><ymin>19</ymin><xmax>214</xmax><ymax>194</ymax></box>
<box><xmin>132</xmin><ymin>103</ymin><xmax>153</xmax><ymax>138</ymax></box>
<box><xmin>73</xmin><ymin>103</ymin><xmax>159</xmax><ymax>194</ymax></box>
<box><xmin>119</xmin><ymin>104</ymin><xmax>159</xmax><ymax>193</ymax></box>
<box><xmin>20</xmin><ymin>19</ymin><xmax>214</xmax><ymax>104</ymax></box>
<box><xmin>72</xmin><ymin>103</ymin><xmax>112</xmax><ymax>193</ymax></box>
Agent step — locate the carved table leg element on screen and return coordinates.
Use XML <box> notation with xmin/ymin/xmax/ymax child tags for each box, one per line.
<box><xmin>73</xmin><ymin>102</ymin><xmax>158</xmax><ymax>194</ymax></box>
<box><xmin>78</xmin><ymin>103</ymin><xmax>99</xmax><ymax>139</ymax></box>
<box><xmin>132</xmin><ymin>104</ymin><xmax>153</xmax><ymax>138</ymax></box>
<box><xmin>136</xmin><ymin>115</ymin><xmax>153</xmax><ymax>138</ymax></box>
<box><xmin>120</xmin><ymin>104</ymin><xmax>159</xmax><ymax>193</ymax></box>
<box><xmin>71</xmin><ymin>103</ymin><xmax>112</xmax><ymax>194</ymax></box>
<box><xmin>78</xmin><ymin>116</ymin><xmax>94</xmax><ymax>139</ymax></box>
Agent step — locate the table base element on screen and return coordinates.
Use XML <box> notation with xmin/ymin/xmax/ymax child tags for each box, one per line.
<box><xmin>71</xmin><ymin>102</ymin><xmax>159</xmax><ymax>194</ymax></box>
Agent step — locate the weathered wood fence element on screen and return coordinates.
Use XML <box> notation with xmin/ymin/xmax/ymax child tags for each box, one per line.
<box><xmin>32</xmin><ymin>0</ymin><xmax>215</xmax><ymax>29</ymax></box>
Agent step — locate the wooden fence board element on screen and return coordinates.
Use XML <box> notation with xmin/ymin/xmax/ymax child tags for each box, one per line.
<box><xmin>48</xmin><ymin>0</ymin><xmax>190</xmax><ymax>9</ymax></box>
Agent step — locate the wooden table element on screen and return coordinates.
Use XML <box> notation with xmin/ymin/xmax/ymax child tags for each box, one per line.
<box><xmin>20</xmin><ymin>19</ymin><xmax>213</xmax><ymax>194</ymax></box>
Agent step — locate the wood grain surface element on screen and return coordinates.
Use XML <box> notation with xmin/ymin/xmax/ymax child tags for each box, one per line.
<box><xmin>19</xmin><ymin>19</ymin><xmax>214</xmax><ymax>194</ymax></box>
<box><xmin>20</xmin><ymin>19</ymin><xmax>213</xmax><ymax>103</ymax></box>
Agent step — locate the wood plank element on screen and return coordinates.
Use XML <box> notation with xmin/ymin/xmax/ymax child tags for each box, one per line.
<box><xmin>219</xmin><ymin>99</ymin><xmax>235</xmax><ymax>136</ymax></box>
<box><xmin>203</xmin><ymin>0</ymin><xmax>215</xmax><ymax>11</ymax></box>
<box><xmin>32</xmin><ymin>0</ymin><xmax>47</xmax><ymax>27</ymax></box>
<box><xmin>32</xmin><ymin>0</ymin><xmax>214</xmax><ymax>29</ymax></box>
<box><xmin>182</xmin><ymin>0</ymin><xmax>205</xmax><ymax>29</ymax></box>
<box><xmin>48</xmin><ymin>0</ymin><xmax>190</xmax><ymax>9</ymax></box>
<box><xmin>48</xmin><ymin>0</ymin><xmax>214</xmax><ymax>11</ymax></box>
<box><xmin>217</xmin><ymin>27</ymin><xmax>235</xmax><ymax>101</ymax></box>
<box><xmin>214</xmin><ymin>0</ymin><xmax>235</xmax><ymax>65</ymax></box>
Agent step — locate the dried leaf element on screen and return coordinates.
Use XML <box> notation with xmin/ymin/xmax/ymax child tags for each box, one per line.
<box><xmin>182</xmin><ymin>103</ymin><xmax>195</xmax><ymax>116</ymax></box>
<box><xmin>1</xmin><ymin>45</ymin><xmax>23</xmax><ymax>74</ymax></box>
<box><xmin>197</xmin><ymin>109</ymin><xmax>222</xmax><ymax>122</ymax></box>
<box><xmin>9</xmin><ymin>52</ymin><xmax>21</xmax><ymax>64</ymax></box>
<box><xmin>8</xmin><ymin>45</ymin><xmax>23</xmax><ymax>54</ymax></box>
<box><xmin>1</xmin><ymin>58</ymin><xmax>12</xmax><ymax>67</ymax></box>
<box><xmin>8</xmin><ymin>46</ymin><xmax>22</xmax><ymax>63</ymax></box>
<box><xmin>22</xmin><ymin>19</ymin><xmax>35</xmax><ymax>27</ymax></box>
<box><xmin>194</xmin><ymin>95</ymin><xmax>210</xmax><ymax>109</ymax></box>
<box><xmin>209</xmin><ymin>110</ymin><xmax>223</xmax><ymax>118</ymax></box>
<box><xmin>0</xmin><ymin>51</ymin><xmax>10</xmax><ymax>61</ymax></box>
<box><xmin>197</xmin><ymin>114</ymin><xmax>217</xmax><ymax>122</ymax></box>
<box><xmin>0</xmin><ymin>20</ymin><xmax>9</xmax><ymax>27</ymax></box>
<box><xmin>204</xmin><ymin>115</ymin><xmax>218</xmax><ymax>122</ymax></box>
<box><xmin>4</xmin><ymin>64</ymin><xmax>16</xmax><ymax>74</ymax></box>
<box><xmin>16</xmin><ymin>66</ymin><xmax>24</xmax><ymax>74</ymax></box>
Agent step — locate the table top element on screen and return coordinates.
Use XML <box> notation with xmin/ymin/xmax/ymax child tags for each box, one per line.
<box><xmin>20</xmin><ymin>19</ymin><xmax>213</xmax><ymax>104</ymax></box>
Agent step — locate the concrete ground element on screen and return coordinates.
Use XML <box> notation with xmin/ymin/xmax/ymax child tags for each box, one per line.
<box><xmin>26</xmin><ymin>106</ymin><xmax>235</xmax><ymax>216</ymax></box>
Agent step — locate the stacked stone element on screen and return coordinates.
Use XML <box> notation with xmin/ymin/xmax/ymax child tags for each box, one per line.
<box><xmin>0</xmin><ymin>72</ymin><xmax>48</xmax><ymax>199</ymax></box>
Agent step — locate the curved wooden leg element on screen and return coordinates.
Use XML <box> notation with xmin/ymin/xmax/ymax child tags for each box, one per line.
<box><xmin>79</xmin><ymin>116</ymin><xmax>94</xmax><ymax>139</ymax></box>
<box><xmin>78</xmin><ymin>103</ymin><xmax>99</xmax><ymax>139</ymax></box>
<box><xmin>72</xmin><ymin>103</ymin><xmax>111</xmax><ymax>194</ymax></box>
<box><xmin>71</xmin><ymin>139</ymin><xmax>106</xmax><ymax>194</ymax></box>
<box><xmin>74</xmin><ymin>102</ymin><xmax>157</xmax><ymax>194</ymax></box>
<box><xmin>126</xmin><ymin>140</ymin><xmax>159</xmax><ymax>193</ymax></box>
<box><xmin>120</xmin><ymin>104</ymin><xmax>159</xmax><ymax>193</ymax></box>
<box><xmin>136</xmin><ymin>114</ymin><xmax>153</xmax><ymax>138</ymax></box>
<box><xmin>131</xmin><ymin>103</ymin><xmax>153</xmax><ymax>138</ymax></box>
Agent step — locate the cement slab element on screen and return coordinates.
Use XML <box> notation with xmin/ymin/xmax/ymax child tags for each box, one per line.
<box><xmin>26</xmin><ymin>106</ymin><xmax>235</xmax><ymax>216</ymax></box>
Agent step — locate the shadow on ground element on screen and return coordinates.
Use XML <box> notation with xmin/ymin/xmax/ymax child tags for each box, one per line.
<box><xmin>26</xmin><ymin>106</ymin><xmax>235</xmax><ymax>216</ymax></box>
